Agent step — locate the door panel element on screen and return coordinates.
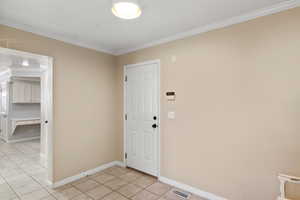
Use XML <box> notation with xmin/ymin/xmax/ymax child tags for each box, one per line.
<box><xmin>126</xmin><ymin>62</ymin><xmax>159</xmax><ymax>176</ymax></box>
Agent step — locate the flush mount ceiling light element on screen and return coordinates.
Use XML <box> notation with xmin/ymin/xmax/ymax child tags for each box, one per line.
<box><xmin>22</xmin><ymin>59</ymin><xmax>29</xmax><ymax>66</ymax></box>
<box><xmin>112</xmin><ymin>0</ymin><xmax>142</xmax><ymax>19</ymax></box>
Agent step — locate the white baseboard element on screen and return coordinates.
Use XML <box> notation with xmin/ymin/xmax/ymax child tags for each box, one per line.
<box><xmin>115</xmin><ymin>161</ymin><xmax>126</xmax><ymax>167</ymax></box>
<box><xmin>49</xmin><ymin>160</ymin><xmax>226</xmax><ymax>200</ymax></box>
<box><xmin>51</xmin><ymin>161</ymin><xmax>124</xmax><ymax>188</ymax></box>
<box><xmin>159</xmin><ymin>176</ymin><xmax>227</xmax><ymax>200</ymax></box>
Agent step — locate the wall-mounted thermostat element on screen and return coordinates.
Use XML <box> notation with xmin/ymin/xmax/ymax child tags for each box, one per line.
<box><xmin>166</xmin><ymin>91</ymin><xmax>176</xmax><ymax>101</ymax></box>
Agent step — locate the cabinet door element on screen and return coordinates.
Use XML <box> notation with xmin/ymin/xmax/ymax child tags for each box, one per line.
<box><xmin>24</xmin><ymin>82</ymin><xmax>32</xmax><ymax>102</ymax></box>
<box><xmin>31</xmin><ymin>83</ymin><xmax>41</xmax><ymax>103</ymax></box>
<box><xmin>12</xmin><ymin>81</ymin><xmax>34</xmax><ymax>103</ymax></box>
<box><xmin>12</xmin><ymin>81</ymin><xmax>26</xmax><ymax>103</ymax></box>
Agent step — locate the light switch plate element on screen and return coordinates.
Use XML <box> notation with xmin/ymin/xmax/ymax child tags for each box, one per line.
<box><xmin>168</xmin><ymin>111</ymin><xmax>175</xmax><ymax>119</ymax></box>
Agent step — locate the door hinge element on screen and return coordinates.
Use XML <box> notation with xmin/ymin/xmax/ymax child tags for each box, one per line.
<box><xmin>125</xmin><ymin>153</ymin><xmax>127</xmax><ymax>159</ymax></box>
<box><xmin>125</xmin><ymin>114</ymin><xmax>127</xmax><ymax>120</ymax></box>
<box><xmin>125</xmin><ymin>75</ymin><xmax>128</xmax><ymax>82</ymax></box>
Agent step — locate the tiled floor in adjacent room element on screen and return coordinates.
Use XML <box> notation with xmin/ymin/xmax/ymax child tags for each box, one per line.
<box><xmin>0</xmin><ymin>139</ymin><xmax>205</xmax><ymax>200</ymax></box>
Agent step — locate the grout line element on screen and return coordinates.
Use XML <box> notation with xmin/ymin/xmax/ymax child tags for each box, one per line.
<box><xmin>0</xmin><ymin>139</ymin><xmax>54</xmax><ymax>199</ymax></box>
<box><xmin>1</xmin><ymin>141</ymin><xmax>191</xmax><ymax>200</ymax></box>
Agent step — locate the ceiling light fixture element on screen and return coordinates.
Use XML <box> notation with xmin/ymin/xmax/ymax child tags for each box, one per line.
<box><xmin>112</xmin><ymin>0</ymin><xmax>142</xmax><ymax>20</ymax></box>
<box><xmin>22</xmin><ymin>59</ymin><xmax>29</xmax><ymax>66</ymax></box>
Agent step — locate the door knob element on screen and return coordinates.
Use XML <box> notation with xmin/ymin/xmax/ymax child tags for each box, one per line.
<box><xmin>152</xmin><ymin>124</ymin><xmax>158</xmax><ymax>128</ymax></box>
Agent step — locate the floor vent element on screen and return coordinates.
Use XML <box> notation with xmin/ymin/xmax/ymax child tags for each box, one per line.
<box><xmin>172</xmin><ymin>189</ymin><xmax>191</xmax><ymax>199</ymax></box>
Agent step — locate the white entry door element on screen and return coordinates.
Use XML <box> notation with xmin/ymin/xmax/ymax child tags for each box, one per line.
<box><xmin>125</xmin><ymin>61</ymin><xmax>159</xmax><ymax>176</ymax></box>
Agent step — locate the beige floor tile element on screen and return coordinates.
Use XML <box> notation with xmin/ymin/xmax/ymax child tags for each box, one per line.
<box><xmin>74</xmin><ymin>179</ymin><xmax>99</xmax><ymax>192</ymax></box>
<box><xmin>6</xmin><ymin>175</ymin><xmax>35</xmax><ymax>188</ymax></box>
<box><xmin>0</xmin><ymin>176</ymin><xmax>5</xmax><ymax>184</ymax></box>
<box><xmin>13</xmin><ymin>181</ymin><xmax>43</xmax><ymax>196</ymax></box>
<box><xmin>0</xmin><ymin>183</ymin><xmax>12</xmax><ymax>193</ymax></box>
<box><xmin>119</xmin><ymin>172</ymin><xmax>142</xmax><ymax>182</ymax></box>
<box><xmin>117</xmin><ymin>184</ymin><xmax>142</xmax><ymax>198</ymax></box>
<box><xmin>31</xmin><ymin>172</ymin><xmax>49</xmax><ymax>187</ymax></box>
<box><xmin>132</xmin><ymin>176</ymin><xmax>157</xmax><ymax>188</ymax></box>
<box><xmin>104</xmin><ymin>178</ymin><xmax>128</xmax><ymax>190</ymax></box>
<box><xmin>46</xmin><ymin>184</ymin><xmax>73</xmax><ymax>194</ymax></box>
<box><xmin>0</xmin><ymin>168</ymin><xmax>27</xmax><ymax>179</ymax></box>
<box><xmin>41</xmin><ymin>196</ymin><xmax>56</xmax><ymax>200</ymax></box>
<box><xmin>19</xmin><ymin>188</ymin><xmax>50</xmax><ymax>200</ymax></box>
<box><xmin>131</xmin><ymin>190</ymin><xmax>159</xmax><ymax>200</ymax></box>
<box><xmin>102</xmin><ymin>192</ymin><xmax>129</xmax><ymax>200</ymax></box>
<box><xmin>146</xmin><ymin>182</ymin><xmax>171</xmax><ymax>196</ymax></box>
<box><xmin>92</xmin><ymin>173</ymin><xmax>115</xmax><ymax>184</ymax></box>
<box><xmin>53</xmin><ymin>187</ymin><xmax>82</xmax><ymax>199</ymax></box>
<box><xmin>88</xmin><ymin>171</ymin><xmax>105</xmax><ymax>179</ymax></box>
<box><xmin>0</xmin><ymin>192</ymin><xmax>18</xmax><ymax>200</ymax></box>
<box><xmin>71</xmin><ymin>193</ymin><xmax>93</xmax><ymax>200</ymax></box>
<box><xmin>0</xmin><ymin>141</ymin><xmax>205</xmax><ymax>200</ymax></box>
<box><xmin>103</xmin><ymin>167</ymin><xmax>128</xmax><ymax>177</ymax></box>
<box><xmin>86</xmin><ymin>185</ymin><xmax>112</xmax><ymax>200</ymax></box>
<box><xmin>0</xmin><ymin>183</ymin><xmax>18</xmax><ymax>199</ymax></box>
<box><xmin>71</xmin><ymin>177</ymin><xmax>90</xmax><ymax>186</ymax></box>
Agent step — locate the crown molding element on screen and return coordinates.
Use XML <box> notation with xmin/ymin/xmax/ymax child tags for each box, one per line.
<box><xmin>1</xmin><ymin>0</ymin><xmax>299</xmax><ymax>56</ymax></box>
<box><xmin>0</xmin><ymin>18</ymin><xmax>115</xmax><ymax>55</ymax></box>
<box><xmin>114</xmin><ymin>0</ymin><xmax>300</xmax><ymax>55</ymax></box>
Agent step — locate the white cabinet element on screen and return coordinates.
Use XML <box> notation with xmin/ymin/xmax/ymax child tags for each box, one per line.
<box><xmin>12</xmin><ymin>80</ymin><xmax>41</xmax><ymax>103</ymax></box>
<box><xmin>12</xmin><ymin>81</ymin><xmax>26</xmax><ymax>103</ymax></box>
<box><xmin>31</xmin><ymin>82</ymin><xmax>41</xmax><ymax>103</ymax></box>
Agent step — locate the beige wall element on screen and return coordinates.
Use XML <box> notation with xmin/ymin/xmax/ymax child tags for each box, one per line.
<box><xmin>0</xmin><ymin>25</ymin><xmax>119</xmax><ymax>181</ymax></box>
<box><xmin>116</xmin><ymin>8</ymin><xmax>300</xmax><ymax>200</ymax></box>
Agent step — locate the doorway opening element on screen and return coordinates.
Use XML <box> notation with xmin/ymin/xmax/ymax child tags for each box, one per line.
<box><xmin>0</xmin><ymin>47</ymin><xmax>53</xmax><ymax>185</ymax></box>
<box><xmin>124</xmin><ymin>60</ymin><xmax>160</xmax><ymax>177</ymax></box>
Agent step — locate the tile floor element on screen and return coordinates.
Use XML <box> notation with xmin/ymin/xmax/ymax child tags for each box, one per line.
<box><xmin>0</xmin><ymin>139</ymin><xmax>206</xmax><ymax>200</ymax></box>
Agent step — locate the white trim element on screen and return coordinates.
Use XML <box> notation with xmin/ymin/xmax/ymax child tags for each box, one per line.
<box><xmin>0</xmin><ymin>18</ymin><xmax>114</xmax><ymax>55</ymax></box>
<box><xmin>45</xmin><ymin>57</ymin><xmax>54</xmax><ymax>184</ymax></box>
<box><xmin>51</xmin><ymin>161</ymin><xmax>123</xmax><ymax>188</ymax></box>
<box><xmin>115</xmin><ymin>161</ymin><xmax>126</xmax><ymax>168</ymax></box>
<box><xmin>6</xmin><ymin>136</ymin><xmax>40</xmax><ymax>143</ymax></box>
<box><xmin>114</xmin><ymin>0</ymin><xmax>300</xmax><ymax>55</ymax></box>
<box><xmin>0</xmin><ymin>70</ymin><xmax>11</xmax><ymax>82</ymax></box>
<box><xmin>40</xmin><ymin>153</ymin><xmax>47</xmax><ymax>167</ymax></box>
<box><xmin>11</xmin><ymin>69</ymin><xmax>45</xmax><ymax>77</ymax></box>
<box><xmin>123</xmin><ymin>59</ymin><xmax>161</xmax><ymax>177</ymax></box>
<box><xmin>0</xmin><ymin>47</ymin><xmax>50</xmax><ymax>64</ymax></box>
<box><xmin>159</xmin><ymin>176</ymin><xmax>228</xmax><ymax>200</ymax></box>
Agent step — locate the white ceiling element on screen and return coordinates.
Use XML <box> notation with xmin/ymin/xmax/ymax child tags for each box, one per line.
<box><xmin>0</xmin><ymin>0</ymin><xmax>299</xmax><ymax>55</ymax></box>
<box><xmin>0</xmin><ymin>54</ymin><xmax>40</xmax><ymax>68</ymax></box>
<box><xmin>0</xmin><ymin>53</ymin><xmax>43</xmax><ymax>77</ymax></box>
<box><xmin>0</xmin><ymin>48</ymin><xmax>48</xmax><ymax>73</ymax></box>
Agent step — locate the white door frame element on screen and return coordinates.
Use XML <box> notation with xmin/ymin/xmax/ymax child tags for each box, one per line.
<box><xmin>123</xmin><ymin>59</ymin><xmax>161</xmax><ymax>177</ymax></box>
<box><xmin>0</xmin><ymin>47</ymin><xmax>54</xmax><ymax>184</ymax></box>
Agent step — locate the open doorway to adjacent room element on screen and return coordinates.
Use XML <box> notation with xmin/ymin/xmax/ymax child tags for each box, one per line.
<box><xmin>0</xmin><ymin>47</ymin><xmax>53</xmax><ymax>187</ymax></box>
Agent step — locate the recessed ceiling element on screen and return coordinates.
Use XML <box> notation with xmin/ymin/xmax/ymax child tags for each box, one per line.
<box><xmin>0</xmin><ymin>0</ymin><xmax>298</xmax><ymax>55</ymax></box>
<box><xmin>0</xmin><ymin>53</ymin><xmax>41</xmax><ymax>70</ymax></box>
